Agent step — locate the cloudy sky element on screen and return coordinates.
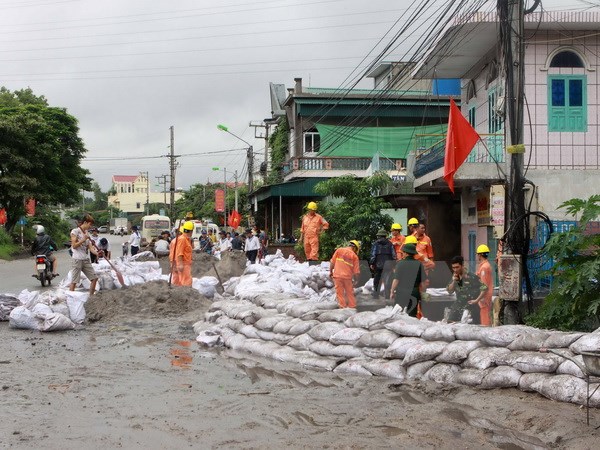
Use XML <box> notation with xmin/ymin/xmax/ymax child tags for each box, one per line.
<box><xmin>0</xmin><ymin>0</ymin><xmax>594</xmax><ymax>192</ymax></box>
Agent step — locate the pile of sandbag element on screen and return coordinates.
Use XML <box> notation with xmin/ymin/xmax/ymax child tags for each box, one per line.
<box><xmin>196</xmin><ymin>296</ymin><xmax>600</xmax><ymax>407</ymax></box>
<box><xmin>6</xmin><ymin>289</ymin><xmax>88</xmax><ymax>331</ymax></box>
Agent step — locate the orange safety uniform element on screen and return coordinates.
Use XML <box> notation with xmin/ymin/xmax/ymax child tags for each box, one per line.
<box><xmin>170</xmin><ymin>234</ymin><xmax>193</xmax><ymax>286</ymax></box>
<box><xmin>476</xmin><ymin>259</ymin><xmax>493</xmax><ymax>326</ymax></box>
<box><xmin>414</xmin><ymin>233</ymin><xmax>435</xmax><ymax>270</ymax></box>
<box><xmin>301</xmin><ymin>212</ymin><xmax>329</xmax><ymax>260</ymax></box>
<box><xmin>330</xmin><ymin>246</ymin><xmax>360</xmax><ymax>308</ymax></box>
<box><xmin>390</xmin><ymin>234</ymin><xmax>406</xmax><ymax>260</ymax></box>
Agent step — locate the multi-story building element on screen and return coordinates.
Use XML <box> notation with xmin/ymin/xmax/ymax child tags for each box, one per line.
<box><xmin>108</xmin><ymin>173</ymin><xmax>181</xmax><ymax>214</ymax></box>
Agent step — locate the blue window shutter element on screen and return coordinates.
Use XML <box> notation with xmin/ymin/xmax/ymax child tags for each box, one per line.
<box><xmin>548</xmin><ymin>75</ymin><xmax>587</xmax><ymax>132</ymax></box>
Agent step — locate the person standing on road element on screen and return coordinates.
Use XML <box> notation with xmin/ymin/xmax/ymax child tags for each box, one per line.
<box><xmin>300</xmin><ymin>201</ymin><xmax>329</xmax><ymax>262</ymax></box>
<box><xmin>170</xmin><ymin>221</ymin><xmax>193</xmax><ymax>286</ymax></box>
<box><xmin>389</xmin><ymin>223</ymin><xmax>405</xmax><ymax>260</ymax></box>
<box><xmin>413</xmin><ymin>221</ymin><xmax>435</xmax><ymax>270</ymax></box>
<box><xmin>244</xmin><ymin>228</ymin><xmax>260</xmax><ymax>264</ymax></box>
<box><xmin>329</xmin><ymin>240</ymin><xmax>361</xmax><ymax>309</ymax></box>
<box><xmin>369</xmin><ymin>229</ymin><xmax>395</xmax><ymax>299</ymax></box>
<box><xmin>475</xmin><ymin>244</ymin><xmax>494</xmax><ymax>326</ymax></box>
<box><xmin>389</xmin><ymin>242</ymin><xmax>425</xmax><ymax>317</ymax></box>
<box><xmin>128</xmin><ymin>225</ymin><xmax>141</xmax><ymax>256</ymax></box>
<box><xmin>230</xmin><ymin>232</ymin><xmax>243</xmax><ymax>251</ymax></box>
<box><xmin>69</xmin><ymin>214</ymin><xmax>99</xmax><ymax>295</ymax></box>
<box><xmin>31</xmin><ymin>225</ymin><xmax>59</xmax><ymax>276</ymax></box>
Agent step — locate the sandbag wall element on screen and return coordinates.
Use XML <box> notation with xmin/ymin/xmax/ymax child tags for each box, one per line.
<box><xmin>197</xmin><ymin>295</ymin><xmax>600</xmax><ymax>407</ymax></box>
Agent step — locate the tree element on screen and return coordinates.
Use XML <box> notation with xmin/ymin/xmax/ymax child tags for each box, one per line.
<box><xmin>173</xmin><ymin>182</ymin><xmax>248</xmax><ymax>225</ymax></box>
<box><xmin>267</xmin><ymin>117</ymin><xmax>288</xmax><ymax>185</ymax></box>
<box><xmin>0</xmin><ymin>87</ymin><xmax>91</xmax><ymax>231</ymax></box>
<box><xmin>526</xmin><ymin>195</ymin><xmax>600</xmax><ymax>331</ymax></box>
<box><xmin>311</xmin><ymin>174</ymin><xmax>394</xmax><ymax>260</ymax></box>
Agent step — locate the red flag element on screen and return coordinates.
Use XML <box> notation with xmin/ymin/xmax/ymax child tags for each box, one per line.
<box><xmin>0</xmin><ymin>208</ymin><xmax>6</xmax><ymax>225</ymax></box>
<box><xmin>443</xmin><ymin>98</ymin><xmax>480</xmax><ymax>193</ymax></box>
<box><xmin>228</xmin><ymin>210</ymin><xmax>241</xmax><ymax>228</ymax></box>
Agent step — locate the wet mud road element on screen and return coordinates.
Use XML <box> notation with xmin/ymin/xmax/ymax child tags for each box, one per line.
<box><xmin>1</xmin><ymin>316</ymin><xmax>598</xmax><ymax>449</ymax></box>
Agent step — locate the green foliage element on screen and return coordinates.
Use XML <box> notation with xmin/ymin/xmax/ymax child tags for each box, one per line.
<box><xmin>0</xmin><ymin>227</ymin><xmax>18</xmax><ymax>259</ymax></box>
<box><xmin>267</xmin><ymin>118</ymin><xmax>288</xmax><ymax>185</ymax></box>
<box><xmin>0</xmin><ymin>87</ymin><xmax>91</xmax><ymax>231</ymax></box>
<box><xmin>173</xmin><ymin>182</ymin><xmax>248</xmax><ymax>225</ymax></box>
<box><xmin>312</xmin><ymin>174</ymin><xmax>394</xmax><ymax>260</ymax></box>
<box><xmin>31</xmin><ymin>204</ymin><xmax>71</xmax><ymax>244</ymax></box>
<box><xmin>526</xmin><ymin>195</ymin><xmax>600</xmax><ymax>331</ymax></box>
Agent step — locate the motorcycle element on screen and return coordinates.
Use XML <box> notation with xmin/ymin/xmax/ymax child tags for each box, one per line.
<box><xmin>33</xmin><ymin>254</ymin><xmax>54</xmax><ymax>287</ymax></box>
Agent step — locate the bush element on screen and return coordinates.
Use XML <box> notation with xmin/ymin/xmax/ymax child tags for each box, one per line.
<box><xmin>0</xmin><ymin>227</ymin><xmax>18</xmax><ymax>259</ymax></box>
<box><xmin>526</xmin><ymin>195</ymin><xmax>600</xmax><ymax>331</ymax></box>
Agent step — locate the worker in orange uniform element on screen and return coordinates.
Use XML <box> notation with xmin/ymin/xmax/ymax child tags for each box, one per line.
<box><xmin>474</xmin><ymin>244</ymin><xmax>493</xmax><ymax>326</ymax></box>
<box><xmin>170</xmin><ymin>221</ymin><xmax>194</xmax><ymax>286</ymax></box>
<box><xmin>407</xmin><ymin>217</ymin><xmax>420</xmax><ymax>236</ymax></box>
<box><xmin>329</xmin><ymin>240</ymin><xmax>361</xmax><ymax>308</ymax></box>
<box><xmin>300</xmin><ymin>201</ymin><xmax>329</xmax><ymax>262</ymax></box>
<box><xmin>389</xmin><ymin>223</ymin><xmax>405</xmax><ymax>260</ymax></box>
<box><xmin>413</xmin><ymin>221</ymin><xmax>435</xmax><ymax>270</ymax></box>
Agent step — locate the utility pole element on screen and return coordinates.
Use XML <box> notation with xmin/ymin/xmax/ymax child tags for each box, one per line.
<box><xmin>224</xmin><ymin>168</ymin><xmax>228</xmax><ymax>231</ymax></box>
<box><xmin>500</xmin><ymin>0</ymin><xmax>527</xmax><ymax>322</ymax></box>
<box><xmin>168</xmin><ymin>126</ymin><xmax>179</xmax><ymax>219</ymax></box>
<box><xmin>247</xmin><ymin>145</ymin><xmax>254</xmax><ymax>196</ymax></box>
<box><xmin>234</xmin><ymin>170</ymin><xmax>239</xmax><ymax>212</ymax></box>
<box><xmin>155</xmin><ymin>174</ymin><xmax>169</xmax><ymax>206</ymax></box>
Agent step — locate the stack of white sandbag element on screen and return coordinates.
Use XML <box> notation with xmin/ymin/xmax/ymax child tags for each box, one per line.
<box><xmin>8</xmin><ymin>289</ymin><xmax>88</xmax><ymax>331</ymax></box>
<box><xmin>0</xmin><ymin>293</ymin><xmax>20</xmax><ymax>320</ymax></box>
<box><xmin>197</xmin><ymin>296</ymin><xmax>600</xmax><ymax>407</ymax></box>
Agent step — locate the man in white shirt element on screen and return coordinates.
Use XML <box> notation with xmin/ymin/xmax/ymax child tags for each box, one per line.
<box><xmin>217</xmin><ymin>230</ymin><xmax>232</xmax><ymax>252</ymax></box>
<box><xmin>244</xmin><ymin>228</ymin><xmax>260</xmax><ymax>264</ymax></box>
<box><xmin>69</xmin><ymin>213</ymin><xmax>99</xmax><ymax>295</ymax></box>
<box><xmin>89</xmin><ymin>227</ymin><xmax>101</xmax><ymax>263</ymax></box>
<box><xmin>154</xmin><ymin>235</ymin><xmax>170</xmax><ymax>257</ymax></box>
<box><xmin>129</xmin><ymin>225</ymin><xmax>141</xmax><ymax>256</ymax></box>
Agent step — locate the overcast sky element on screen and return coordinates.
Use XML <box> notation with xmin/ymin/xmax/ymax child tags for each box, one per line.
<box><xmin>0</xmin><ymin>0</ymin><xmax>594</xmax><ymax>192</ymax></box>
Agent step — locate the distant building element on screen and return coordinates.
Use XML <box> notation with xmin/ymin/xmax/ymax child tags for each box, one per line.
<box><xmin>107</xmin><ymin>173</ymin><xmax>181</xmax><ymax>214</ymax></box>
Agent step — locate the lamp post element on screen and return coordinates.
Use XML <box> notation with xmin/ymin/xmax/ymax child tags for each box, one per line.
<box><xmin>217</xmin><ymin>124</ymin><xmax>254</xmax><ymax>195</ymax></box>
<box><xmin>212</xmin><ymin>167</ymin><xmax>227</xmax><ymax>230</ymax></box>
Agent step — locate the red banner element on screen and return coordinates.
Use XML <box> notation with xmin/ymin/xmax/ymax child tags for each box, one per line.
<box><xmin>0</xmin><ymin>208</ymin><xmax>6</xmax><ymax>225</ymax></box>
<box><xmin>25</xmin><ymin>198</ymin><xmax>36</xmax><ymax>216</ymax></box>
<box><xmin>215</xmin><ymin>189</ymin><xmax>225</xmax><ymax>212</ymax></box>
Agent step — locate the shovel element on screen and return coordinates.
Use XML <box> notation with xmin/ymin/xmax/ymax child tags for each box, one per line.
<box><xmin>89</xmin><ymin>238</ymin><xmax>126</xmax><ymax>286</ymax></box>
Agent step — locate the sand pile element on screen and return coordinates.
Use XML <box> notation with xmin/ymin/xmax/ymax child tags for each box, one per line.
<box><xmin>86</xmin><ymin>280</ymin><xmax>212</xmax><ymax>322</ymax></box>
<box><xmin>191</xmin><ymin>250</ymin><xmax>247</xmax><ymax>281</ymax></box>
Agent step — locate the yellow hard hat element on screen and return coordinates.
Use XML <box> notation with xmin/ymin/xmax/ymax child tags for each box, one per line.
<box><xmin>477</xmin><ymin>244</ymin><xmax>490</xmax><ymax>254</ymax></box>
<box><xmin>404</xmin><ymin>235</ymin><xmax>418</xmax><ymax>245</ymax></box>
<box><xmin>307</xmin><ymin>201</ymin><xmax>318</xmax><ymax>211</ymax></box>
<box><xmin>349</xmin><ymin>240</ymin><xmax>361</xmax><ymax>252</ymax></box>
<box><xmin>391</xmin><ymin>223</ymin><xmax>402</xmax><ymax>231</ymax></box>
<box><xmin>408</xmin><ymin>217</ymin><xmax>419</xmax><ymax>226</ymax></box>
<box><xmin>183</xmin><ymin>221</ymin><xmax>194</xmax><ymax>232</ymax></box>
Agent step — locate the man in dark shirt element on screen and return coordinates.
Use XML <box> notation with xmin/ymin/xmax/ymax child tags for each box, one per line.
<box><xmin>369</xmin><ymin>229</ymin><xmax>395</xmax><ymax>299</ymax></box>
<box><xmin>230</xmin><ymin>232</ymin><xmax>243</xmax><ymax>251</ymax></box>
<box><xmin>446</xmin><ymin>255</ymin><xmax>487</xmax><ymax>324</ymax></box>
<box><xmin>389</xmin><ymin>243</ymin><xmax>426</xmax><ymax>317</ymax></box>
<box><xmin>31</xmin><ymin>225</ymin><xmax>59</xmax><ymax>276</ymax></box>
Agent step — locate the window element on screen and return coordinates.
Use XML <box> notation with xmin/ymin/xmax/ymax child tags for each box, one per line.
<box><xmin>550</xmin><ymin>50</ymin><xmax>584</xmax><ymax>68</ymax></box>
<box><xmin>303</xmin><ymin>132</ymin><xmax>320</xmax><ymax>154</ymax></box>
<box><xmin>468</xmin><ymin>106</ymin><xmax>476</xmax><ymax>127</ymax></box>
<box><xmin>548</xmin><ymin>75</ymin><xmax>587</xmax><ymax>132</ymax></box>
<box><xmin>136</xmin><ymin>202</ymin><xmax>141</xmax><ymax>209</ymax></box>
<box><xmin>488</xmin><ymin>88</ymin><xmax>504</xmax><ymax>133</ymax></box>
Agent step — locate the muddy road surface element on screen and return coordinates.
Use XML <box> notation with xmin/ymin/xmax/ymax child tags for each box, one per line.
<box><xmin>1</xmin><ymin>307</ymin><xmax>599</xmax><ymax>449</ymax></box>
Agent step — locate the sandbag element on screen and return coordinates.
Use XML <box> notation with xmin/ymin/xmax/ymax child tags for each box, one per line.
<box><xmin>383</xmin><ymin>337</ymin><xmax>426</xmax><ymax>359</ymax></box>
<box><xmin>463</xmin><ymin>347</ymin><xmax>511</xmax><ymax>370</ymax></box>
<box><xmin>436</xmin><ymin>340</ymin><xmax>482</xmax><ymax>364</ymax></box>
<box><xmin>361</xmin><ymin>359</ymin><xmax>406</xmax><ymax>379</ymax></box>
<box><xmin>288</xmin><ymin>320</ymin><xmax>320</xmax><ymax>336</ymax></box>
<box><xmin>0</xmin><ymin>294</ymin><xmax>20</xmax><ymax>321</ymax></box>
<box><xmin>17</xmin><ymin>289</ymin><xmax>40</xmax><ymax>309</ymax></box>
<box><xmin>31</xmin><ymin>303</ymin><xmax>53</xmax><ymax>319</ymax></box>
<box><xmin>333</xmin><ymin>359</ymin><xmax>372</xmax><ymax>376</ymax></box>
<box><xmin>344</xmin><ymin>311</ymin><xmax>395</xmax><ymax>330</ymax></box>
<box><xmin>453</xmin><ymin>368</ymin><xmax>491</xmax><ymax>387</ymax></box>
<box><xmin>254</xmin><ymin>314</ymin><xmax>289</xmax><ymax>332</ymax></box>
<box><xmin>385</xmin><ymin>318</ymin><xmax>431</xmax><ymax>337</ymax></box>
<box><xmin>329</xmin><ymin>327</ymin><xmax>368</xmax><ymax>346</ymax></box>
<box><xmin>205</xmin><ymin>310</ymin><xmax>223</xmax><ymax>323</ymax></box>
<box><xmin>271</xmin><ymin>333</ymin><xmax>295</xmax><ymax>346</ymax></box>
<box><xmin>402</xmin><ymin>341</ymin><xmax>447</xmax><ymax>366</ymax></box>
<box><xmin>317</xmin><ymin>309</ymin><xmax>355</xmax><ymax>323</ymax></box>
<box><xmin>288</xmin><ymin>333</ymin><xmax>316</xmax><ymax>351</ymax></box>
<box><xmin>271</xmin><ymin>346</ymin><xmax>300</xmax><ymax>363</ymax></box>
<box><xmin>65</xmin><ymin>291</ymin><xmax>89</xmax><ymax>324</ymax></box>
<box><xmin>534</xmin><ymin>374</ymin><xmax>588</xmax><ymax>405</ymax></box>
<box><xmin>501</xmin><ymin>351</ymin><xmax>560</xmax><ymax>373</ymax></box>
<box><xmin>41</xmin><ymin>312</ymin><xmax>76</xmax><ymax>332</ymax></box>
<box><xmin>479</xmin><ymin>326</ymin><xmax>525</xmax><ymax>347</ymax></box>
<box><xmin>480</xmin><ymin>366</ymin><xmax>522</xmax><ymax>389</ymax></box>
<box><xmin>518</xmin><ymin>372</ymin><xmax>551</xmax><ymax>392</ymax></box>
<box><xmin>308</xmin><ymin>322</ymin><xmax>347</xmax><ymax>341</ymax></box>
<box><xmin>309</xmin><ymin>341</ymin><xmax>363</xmax><ymax>359</ymax></box>
<box><xmin>49</xmin><ymin>302</ymin><xmax>70</xmax><ymax>318</ymax></box>
<box><xmin>241</xmin><ymin>339</ymin><xmax>282</xmax><ymax>358</ymax></box>
<box><xmin>271</xmin><ymin>317</ymin><xmax>300</xmax><ymax>334</ymax></box>
<box><xmin>354</xmin><ymin>329</ymin><xmax>399</xmax><ymax>349</ymax></box>
<box><xmin>296</xmin><ymin>352</ymin><xmax>342</xmax><ymax>371</ymax></box>
<box><xmin>406</xmin><ymin>361</ymin><xmax>436</xmax><ymax>379</ymax></box>
<box><xmin>421</xmin><ymin>324</ymin><xmax>456</xmax><ymax>342</ymax></box>
<box><xmin>196</xmin><ymin>333</ymin><xmax>222</xmax><ymax>347</ymax></box>
<box><xmin>507</xmin><ymin>331</ymin><xmax>550</xmax><ymax>351</ymax></box>
<box><xmin>425</xmin><ymin>363</ymin><xmax>460</xmax><ymax>384</ymax></box>
<box><xmin>556</xmin><ymin>355</ymin><xmax>586</xmax><ymax>378</ymax></box>
<box><xmin>238</xmin><ymin>324</ymin><xmax>260</xmax><ymax>339</ymax></box>
<box><xmin>361</xmin><ymin>347</ymin><xmax>387</xmax><ymax>359</ymax></box>
<box><xmin>9</xmin><ymin>306</ymin><xmax>41</xmax><ymax>330</ymax></box>
<box><xmin>569</xmin><ymin>333</ymin><xmax>600</xmax><ymax>354</ymax></box>
<box><xmin>223</xmin><ymin>333</ymin><xmax>247</xmax><ymax>350</ymax></box>
<box><xmin>453</xmin><ymin>324</ymin><xmax>485</xmax><ymax>341</ymax></box>
<box><xmin>542</xmin><ymin>332</ymin><xmax>585</xmax><ymax>349</ymax></box>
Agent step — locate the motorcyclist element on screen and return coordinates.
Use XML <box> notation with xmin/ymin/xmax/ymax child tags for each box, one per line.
<box><xmin>31</xmin><ymin>225</ymin><xmax>59</xmax><ymax>276</ymax></box>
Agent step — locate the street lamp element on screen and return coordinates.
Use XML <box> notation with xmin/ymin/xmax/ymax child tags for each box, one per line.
<box><xmin>217</xmin><ymin>124</ymin><xmax>254</xmax><ymax>194</ymax></box>
<box><xmin>212</xmin><ymin>167</ymin><xmax>227</xmax><ymax>230</ymax></box>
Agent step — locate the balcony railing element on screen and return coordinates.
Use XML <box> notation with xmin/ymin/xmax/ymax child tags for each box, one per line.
<box><xmin>282</xmin><ymin>156</ymin><xmax>406</xmax><ymax>175</ymax></box>
<box><xmin>413</xmin><ymin>134</ymin><xmax>505</xmax><ymax>179</ymax></box>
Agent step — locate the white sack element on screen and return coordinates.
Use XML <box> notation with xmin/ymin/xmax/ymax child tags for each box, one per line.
<box><xmin>385</xmin><ymin>318</ymin><xmax>431</xmax><ymax>337</ymax></box>
<box><xmin>307</xmin><ymin>322</ymin><xmax>346</xmax><ymax>341</ymax></box>
<box><xmin>288</xmin><ymin>333</ymin><xmax>316</xmax><ymax>351</ymax></box>
<box><xmin>31</xmin><ymin>303</ymin><xmax>53</xmax><ymax>319</ymax></box>
<box><xmin>453</xmin><ymin>368</ymin><xmax>491</xmax><ymax>387</ymax></box>
<box><xmin>254</xmin><ymin>315</ymin><xmax>289</xmax><ymax>332</ymax></box>
<box><xmin>507</xmin><ymin>331</ymin><xmax>550</xmax><ymax>351</ymax></box>
<box><xmin>329</xmin><ymin>328</ymin><xmax>368</xmax><ymax>346</ymax></box>
<box><xmin>65</xmin><ymin>291</ymin><xmax>89</xmax><ymax>324</ymax></box>
<box><xmin>361</xmin><ymin>359</ymin><xmax>406</xmax><ymax>379</ymax></box>
<box><xmin>355</xmin><ymin>329</ymin><xmax>399</xmax><ymax>348</ymax></box>
<box><xmin>344</xmin><ymin>311</ymin><xmax>395</xmax><ymax>330</ymax></box>
<box><xmin>384</xmin><ymin>337</ymin><xmax>426</xmax><ymax>359</ymax></box>
<box><xmin>309</xmin><ymin>341</ymin><xmax>363</xmax><ymax>359</ymax></box>
<box><xmin>480</xmin><ymin>366</ymin><xmax>522</xmax><ymax>389</ymax></box>
<box><xmin>361</xmin><ymin>347</ymin><xmax>387</xmax><ymax>359</ymax></box>
<box><xmin>425</xmin><ymin>363</ymin><xmax>460</xmax><ymax>384</ymax></box>
<box><xmin>42</xmin><ymin>312</ymin><xmax>76</xmax><ymax>332</ymax></box>
<box><xmin>421</xmin><ymin>324</ymin><xmax>456</xmax><ymax>342</ymax></box>
<box><xmin>18</xmin><ymin>289</ymin><xmax>40</xmax><ymax>309</ymax></box>
<box><xmin>463</xmin><ymin>347</ymin><xmax>511</xmax><ymax>370</ymax></box>
<box><xmin>453</xmin><ymin>324</ymin><xmax>485</xmax><ymax>341</ymax></box>
<box><xmin>402</xmin><ymin>341</ymin><xmax>447</xmax><ymax>366</ymax></box>
<box><xmin>49</xmin><ymin>302</ymin><xmax>70</xmax><ymax>318</ymax></box>
<box><xmin>296</xmin><ymin>352</ymin><xmax>342</xmax><ymax>371</ymax></box>
<box><xmin>317</xmin><ymin>309</ymin><xmax>355</xmax><ymax>323</ymax></box>
<box><xmin>238</xmin><ymin>324</ymin><xmax>260</xmax><ymax>339</ymax></box>
<box><xmin>406</xmin><ymin>361</ymin><xmax>436</xmax><ymax>379</ymax></box>
<box><xmin>272</xmin><ymin>317</ymin><xmax>302</xmax><ymax>334</ymax></box>
<box><xmin>9</xmin><ymin>306</ymin><xmax>41</xmax><ymax>330</ymax></box>
<box><xmin>542</xmin><ymin>332</ymin><xmax>585</xmax><ymax>349</ymax></box>
<box><xmin>501</xmin><ymin>351</ymin><xmax>560</xmax><ymax>373</ymax></box>
<box><xmin>288</xmin><ymin>320</ymin><xmax>320</xmax><ymax>336</ymax></box>
<box><xmin>436</xmin><ymin>340</ymin><xmax>483</xmax><ymax>364</ymax></box>
<box><xmin>556</xmin><ymin>356</ymin><xmax>586</xmax><ymax>378</ymax></box>
<box><xmin>333</xmin><ymin>359</ymin><xmax>372</xmax><ymax>376</ymax></box>
<box><xmin>569</xmin><ymin>333</ymin><xmax>600</xmax><ymax>354</ymax></box>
